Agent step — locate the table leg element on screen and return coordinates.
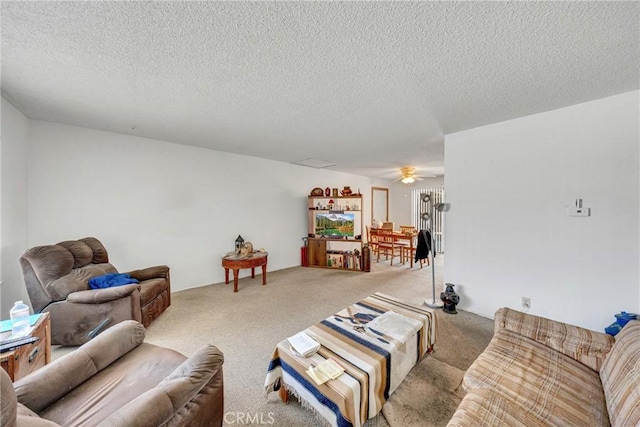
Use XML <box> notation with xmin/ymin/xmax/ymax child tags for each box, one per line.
<box><xmin>262</xmin><ymin>264</ymin><xmax>267</xmax><ymax>285</ymax></box>
<box><xmin>233</xmin><ymin>269</ymin><xmax>239</xmax><ymax>292</ymax></box>
<box><xmin>279</xmin><ymin>384</ymin><xmax>289</xmax><ymax>403</ymax></box>
<box><xmin>410</xmin><ymin>240</ymin><xmax>414</xmax><ymax>268</ymax></box>
<box><xmin>251</xmin><ymin>267</ymin><xmax>256</xmax><ymax>279</ymax></box>
<box><xmin>224</xmin><ymin>268</ymin><xmax>230</xmax><ymax>284</ymax></box>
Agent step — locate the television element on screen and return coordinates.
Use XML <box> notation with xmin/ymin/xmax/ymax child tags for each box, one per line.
<box><xmin>314</xmin><ymin>212</ymin><xmax>355</xmax><ymax>237</ymax></box>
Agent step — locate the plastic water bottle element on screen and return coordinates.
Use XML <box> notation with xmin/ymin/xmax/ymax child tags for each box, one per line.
<box><xmin>10</xmin><ymin>301</ymin><xmax>30</xmax><ymax>337</ymax></box>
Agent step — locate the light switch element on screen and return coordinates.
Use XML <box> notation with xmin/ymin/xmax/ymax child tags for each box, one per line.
<box><xmin>568</xmin><ymin>207</ymin><xmax>590</xmax><ymax>217</ymax></box>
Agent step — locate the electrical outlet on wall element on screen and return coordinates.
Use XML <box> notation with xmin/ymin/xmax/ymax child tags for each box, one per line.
<box><xmin>522</xmin><ymin>297</ymin><xmax>531</xmax><ymax>310</ymax></box>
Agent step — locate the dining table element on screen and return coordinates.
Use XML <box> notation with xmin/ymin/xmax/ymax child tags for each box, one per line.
<box><xmin>369</xmin><ymin>228</ymin><xmax>420</xmax><ymax>268</ymax></box>
<box><xmin>392</xmin><ymin>231</ymin><xmax>418</xmax><ymax>267</ymax></box>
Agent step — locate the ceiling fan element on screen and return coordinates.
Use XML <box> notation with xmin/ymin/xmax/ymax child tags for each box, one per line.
<box><xmin>395</xmin><ymin>167</ymin><xmax>425</xmax><ymax>184</ymax></box>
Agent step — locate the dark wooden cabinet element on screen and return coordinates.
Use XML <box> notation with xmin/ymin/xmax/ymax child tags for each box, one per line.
<box><xmin>308</xmin><ymin>238</ymin><xmax>327</xmax><ymax>267</ymax></box>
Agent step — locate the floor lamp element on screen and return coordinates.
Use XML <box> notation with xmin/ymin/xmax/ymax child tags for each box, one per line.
<box><xmin>421</xmin><ymin>194</ymin><xmax>444</xmax><ymax>309</ymax></box>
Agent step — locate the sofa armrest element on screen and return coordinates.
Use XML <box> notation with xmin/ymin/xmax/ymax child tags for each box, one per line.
<box><xmin>15</xmin><ymin>321</ymin><xmax>146</xmax><ymax>412</ymax></box>
<box><xmin>96</xmin><ymin>345</ymin><xmax>224</xmax><ymax>427</ymax></box>
<box><xmin>495</xmin><ymin>307</ymin><xmax>614</xmax><ymax>371</ymax></box>
<box><xmin>125</xmin><ymin>265</ymin><xmax>170</xmax><ymax>282</ymax></box>
<box><xmin>66</xmin><ymin>283</ymin><xmax>140</xmax><ymax>304</ymax></box>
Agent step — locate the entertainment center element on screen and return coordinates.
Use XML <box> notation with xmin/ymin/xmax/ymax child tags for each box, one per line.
<box><xmin>307</xmin><ymin>194</ymin><xmax>363</xmax><ymax>271</ymax></box>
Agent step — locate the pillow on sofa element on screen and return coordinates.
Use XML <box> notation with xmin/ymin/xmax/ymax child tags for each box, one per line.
<box><xmin>89</xmin><ymin>273</ymin><xmax>139</xmax><ymax>289</ymax></box>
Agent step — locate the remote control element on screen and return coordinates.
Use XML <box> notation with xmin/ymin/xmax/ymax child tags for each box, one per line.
<box><xmin>0</xmin><ymin>336</ymin><xmax>38</xmax><ymax>353</ymax></box>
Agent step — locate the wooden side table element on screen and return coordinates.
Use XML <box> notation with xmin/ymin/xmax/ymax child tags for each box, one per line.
<box><xmin>221</xmin><ymin>252</ymin><xmax>268</xmax><ymax>292</ymax></box>
<box><xmin>1</xmin><ymin>312</ymin><xmax>51</xmax><ymax>381</ymax></box>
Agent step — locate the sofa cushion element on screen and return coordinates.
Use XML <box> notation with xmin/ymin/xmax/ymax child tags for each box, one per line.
<box><xmin>78</xmin><ymin>237</ymin><xmax>110</xmax><ymax>264</ymax></box>
<box><xmin>56</xmin><ymin>241</ymin><xmax>94</xmax><ymax>268</ymax></box>
<box><xmin>1</xmin><ymin>369</ymin><xmax>17</xmax><ymax>427</ymax></box>
<box><xmin>15</xmin><ymin>321</ymin><xmax>147</xmax><ymax>412</ymax></box>
<box><xmin>463</xmin><ymin>329</ymin><xmax>609</xmax><ymax>426</ymax></box>
<box><xmin>48</xmin><ymin>263</ymin><xmax>118</xmax><ymax>301</ymax></box>
<box><xmin>495</xmin><ymin>307</ymin><xmax>614</xmax><ymax>372</ymax></box>
<box><xmin>600</xmin><ymin>320</ymin><xmax>640</xmax><ymax>427</ymax></box>
<box><xmin>37</xmin><ymin>343</ymin><xmax>186</xmax><ymax>427</ymax></box>
<box><xmin>17</xmin><ymin>402</ymin><xmax>40</xmax><ymax>418</ymax></box>
<box><xmin>447</xmin><ymin>389</ymin><xmax>548</xmax><ymax>427</ymax></box>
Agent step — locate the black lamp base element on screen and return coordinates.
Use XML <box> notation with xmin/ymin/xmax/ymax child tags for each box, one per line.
<box><xmin>442</xmin><ymin>303</ymin><xmax>458</xmax><ymax>314</ymax></box>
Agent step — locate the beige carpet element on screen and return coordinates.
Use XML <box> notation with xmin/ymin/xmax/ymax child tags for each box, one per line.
<box><xmin>52</xmin><ymin>255</ymin><xmax>494</xmax><ymax>427</ymax></box>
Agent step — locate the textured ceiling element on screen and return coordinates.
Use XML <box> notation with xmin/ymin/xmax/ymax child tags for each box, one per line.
<box><xmin>2</xmin><ymin>1</ymin><xmax>638</xmax><ymax>180</ymax></box>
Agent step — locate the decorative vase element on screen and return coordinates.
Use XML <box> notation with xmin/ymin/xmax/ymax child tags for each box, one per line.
<box><xmin>440</xmin><ymin>283</ymin><xmax>460</xmax><ymax>314</ymax></box>
<box><xmin>325</xmin><ymin>187</ymin><xmax>331</xmax><ymax>197</ymax></box>
<box><xmin>341</xmin><ymin>186</ymin><xmax>352</xmax><ymax>196</ymax></box>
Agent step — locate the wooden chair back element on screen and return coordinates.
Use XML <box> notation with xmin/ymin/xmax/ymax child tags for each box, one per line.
<box><xmin>377</xmin><ymin>228</ymin><xmax>395</xmax><ymax>245</ymax></box>
<box><xmin>381</xmin><ymin>221</ymin><xmax>394</xmax><ymax>230</ymax></box>
<box><xmin>376</xmin><ymin>228</ymin><xmax>404</xmax><ymax>265</ymax></box>
<box><xmin>368</xmin><ymin>227</ymin><xmax>380</xmax><ymax>250</ymax></box>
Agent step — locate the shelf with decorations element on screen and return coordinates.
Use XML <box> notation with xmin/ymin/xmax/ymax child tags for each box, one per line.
<box><xmin>306</xmin><ymin>189</ymin><xmax>364</xmax><ymax>271</ymax></box>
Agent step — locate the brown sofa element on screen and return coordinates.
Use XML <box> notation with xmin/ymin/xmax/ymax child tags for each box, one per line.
<box><xmin>448</xmin><ymin>308</ymin><xmax>640</xmax><ymax>426</ymax></box>
<box><xmin>0</xmin><ymin>320</ymin><xmax>224</xmax><ymax>427</ymax></box>
<box><xmin>19</xmin><ymin>237</ymin><xmax>171</xmax><ymax>345</ymax></box>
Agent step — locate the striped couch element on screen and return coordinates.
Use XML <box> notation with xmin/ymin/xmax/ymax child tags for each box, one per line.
<box><xmin>448</xmin><ymin>307</ymin><xmax>640</xmax><ymax>426</ymax></box>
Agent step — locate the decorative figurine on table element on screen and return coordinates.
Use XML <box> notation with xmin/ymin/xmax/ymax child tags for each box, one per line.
<box><xmin>440</xmin><ymin>283</ymin><xmax>460</xmax><ymax>314</ymax></box>
<box><xmin>240</xmin><ymin>242</ymin><xmax>254</xmax><ymax>257</ymax></box>
<box><xmin>235</xmin><ymin>235</ymin><xmax>245</xmax><ymax>254</ymax></box>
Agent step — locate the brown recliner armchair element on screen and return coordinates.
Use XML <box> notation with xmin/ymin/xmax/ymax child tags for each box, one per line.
<box><xmin>19</xmin><ymin>237</ymin><xmax>171</xmax><ymax>345</ymax></box>
<box><xmin>1</xmin><ymin>320</ymin><xmax>224</xmax><ymax>427</ymax></box>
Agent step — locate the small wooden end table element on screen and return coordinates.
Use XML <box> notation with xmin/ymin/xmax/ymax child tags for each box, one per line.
<box><xmin>222</xmin><ymin>252</ymin><xmax>268</xmax><ymax>292</ymax></box>
<box><xmin>1</xmin><ymin>312</ymin><xmax>51</xmax><ymax>381</ymax></box>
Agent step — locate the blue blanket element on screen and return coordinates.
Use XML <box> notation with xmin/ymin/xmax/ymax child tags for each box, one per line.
<box><xmin>89</xmin><ymin>273</ymin><xmax>139</xmax><ymax>289</ymax></box>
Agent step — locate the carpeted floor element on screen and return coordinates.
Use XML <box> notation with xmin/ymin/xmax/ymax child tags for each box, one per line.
<box><xmin>52</xmin><ymin>255</ymin><xmax>494</xmax><ymax>427</ymax></box>
<box><xmin>382</xmin><ymin>308</ymin><xmax>494</xmax><ymax>427</ymax></box>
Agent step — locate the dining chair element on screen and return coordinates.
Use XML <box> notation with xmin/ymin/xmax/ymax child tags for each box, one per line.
<box><xmin>381</xmin><ymin>221</ymin><xmax>394</xmax><ymax>230</ymax></box>
<box><xmin>398</xmin><ymin>226</ymin><xmax>426</xmax><ymax>267</ymax></box>
<box><xmin>367</xmin><ymin>226</ymin><xmax>380</xmax><ymax>256</ymax></box>
<box><xmin>376</xmin><ymin>228</ymin><xmax>406</xmax><ymax>265</ymax></box>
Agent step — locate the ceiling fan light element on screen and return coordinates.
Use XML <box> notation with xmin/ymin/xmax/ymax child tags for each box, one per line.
<box><xmin>401</xmin><ymin>176</ymin><xmax>415</xmax><ymax>184</ymax></box>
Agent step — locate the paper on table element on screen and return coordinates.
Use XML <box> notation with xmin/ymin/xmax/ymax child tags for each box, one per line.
<box><xmin>306</xmin><ymin>358</ymin><xmax>344</xmax><ymax>385</ymax></box>
<box><xmin>287</xmin><ymin>331</ymin><xmax>320</xmax><ymax>357</ymax></box>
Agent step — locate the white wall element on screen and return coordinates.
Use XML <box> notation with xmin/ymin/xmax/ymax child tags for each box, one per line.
<box><xmin>0</xmin><ymin>98</ymin><xmax>30</xmax><ymax>317</ymax></box>
<box><xmin>390</xmin><ymin>177</ymin><xmax>445</xmax><ymax>227</ymax></box>
<box><xmin>444</xmin><ymin>91</ymin><xmax>640</xmax><ymax>331</ymax></box>
<box><xmin>21</xmin><ymin>121</ymin><xmax>376</xmax><ymax>296</ymax></box>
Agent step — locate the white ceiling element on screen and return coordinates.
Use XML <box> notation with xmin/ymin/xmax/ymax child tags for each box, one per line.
<box><xmin>2</xmin><ymin>1</ymin><xmax>638</xmax><ymax>181</ymax></box>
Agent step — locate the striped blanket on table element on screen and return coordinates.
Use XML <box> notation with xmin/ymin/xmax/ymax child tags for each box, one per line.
<box><xmin>265</xmin><ymin>292</ymin><xmax>436</xmax><ymax>427</ymax></box>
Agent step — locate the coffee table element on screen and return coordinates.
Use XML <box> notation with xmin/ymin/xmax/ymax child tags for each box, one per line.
<box><xmin>265</xmin><ymin>293</ymin><xmax>436</xmax><ymax>427</ymax></box>
<box><xmin>221</xmin><ymin>252</ymin><xmax>268</xmax><ymax>292</ymax></box>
